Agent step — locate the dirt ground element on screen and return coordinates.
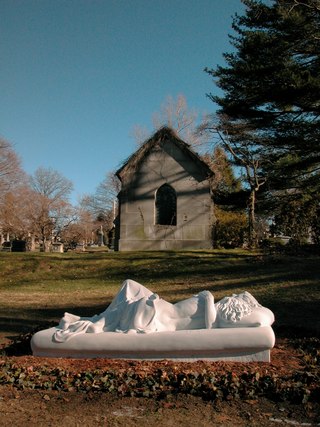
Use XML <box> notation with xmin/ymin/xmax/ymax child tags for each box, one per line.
<box><xmin>1</xmin><ymin>386</ymin><xmax>319</xmax><ymax>427</ymax></box>
<box><xmin>0</xmin><ymin>340</ymin><xmax>319</xmax><ymax>426</ymax></box>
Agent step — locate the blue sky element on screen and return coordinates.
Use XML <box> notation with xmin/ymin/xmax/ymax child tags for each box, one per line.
<box><xmin>1</xmin><ymin>0</ymin><xmax>245</xmax><ymax>204</ymax></box>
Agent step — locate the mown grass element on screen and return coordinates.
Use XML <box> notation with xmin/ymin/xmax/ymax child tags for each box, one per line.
<box><xmin>0</xmin><ymin>249</ymin><xmax>319</xmax><ymax>343</ymax></box>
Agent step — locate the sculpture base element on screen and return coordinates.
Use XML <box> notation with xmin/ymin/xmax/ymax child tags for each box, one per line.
<box><xmin>31</xmin><ymin>326</ymin><xmax>275</xmax><ymax>362</ymax></box>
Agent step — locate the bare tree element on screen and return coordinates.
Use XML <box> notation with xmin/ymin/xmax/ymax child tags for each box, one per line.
<box><xmin>78</xmin><ymin>171</ymin><xmax>120</xmax><ymax>248</ymax></box>
<box><xmin>29</xmin><ymin>167</ymin><xmax>74</xmax><ymax>251</ymax></box>
<box><xmin>0</xmin><ymin>186</ymin><xmax>32</xmax><ymax>239</ymax></box>
<box><xmin>199</xmin><ymin>116</ymin><xmax>268</xmax><ymax>248</ymax></box>
<box><xmin>30</xmin><ymin>167</ymin><xmax>73</xmax><ymax>202</ymax></box>
<box><xmin>133</xmin><ymin>94</ymin><xmax>209</xmax><ymax>148</ymax></box>
<box><xmin>0</xmin><ymin>138</ymin><xmax>25</xmax><ymax>197</ymax></box>
<box><xmin>0</xmin><ymin>139</ymin><xmax>26</xmax><ymax>244</ymax></box>
<box><xmin>153</xmin><ymin>94</ymin><xmax>198</xmax><ymax>136</ymax></box>
<box><xmin>80</xmin><ymin>171</ymin><xmax>120</xmax><ymax>232</ymax></box>
<box><xmin>130</xmin><ymin>125</ymin><xmax>151</xmax><ymax>147</ymax></box>
<box><xmin>50</xmin><ymin>201</ymin><xmax>78</xmax><ymax>241</ymax></box>
<box><xmin>71</xmin><ymin>208</ymin><xmax>97</xmax><ymax>246</ymax></box>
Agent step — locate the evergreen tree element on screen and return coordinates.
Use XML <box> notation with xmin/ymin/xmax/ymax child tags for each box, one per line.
<box><xmin>205</xmin><ymin>0</ymin><xmax>320</xmax><ymax>241</ymax></box>
<box><xmin>209</xmin><ymin>146</ymin><xmax>242</xmax><ymax>196</ymax></box>
<box><xmin>204</xmin><ymin>147</ymin><xmax>248</xmax><ymax>248</ymax></box>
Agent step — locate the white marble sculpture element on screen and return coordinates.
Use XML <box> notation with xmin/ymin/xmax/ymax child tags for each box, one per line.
<box><xmin>54</xmin><ymin>279</ymin><xmax>274</xmax><ymax>340</ymax></box>
<box><xmin>31</xmin><ymin>279</ymin><xmax>275</xmax><ymax>361</ymax></box>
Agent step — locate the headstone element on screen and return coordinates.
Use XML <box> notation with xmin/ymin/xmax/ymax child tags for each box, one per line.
<box><xmin>98</xmin><ymin>225</ymin><xmax>104</xmax><ymax>246</ymax></box>
<box><xmin>11</xmin><ymin>240</ymin><xmax>26</xmax><ymax>252</ymax></box>
<box><xmin>51</xmin><ymin>242</ymin><xmax>64</xmax><ymax>253</ymax></box>
<box><xmin>2</xmin><ymin>241</ymin><xmax>12</xmax><ymax>252</ymax></box>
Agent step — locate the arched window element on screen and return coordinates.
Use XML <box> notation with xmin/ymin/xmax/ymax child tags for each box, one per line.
<box><xmin>155</xmin><ymin>184</ymin><xmax>177</xmax><ymax>226</ymax></box>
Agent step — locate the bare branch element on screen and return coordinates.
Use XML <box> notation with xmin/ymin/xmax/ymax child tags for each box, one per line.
<box><xmin>0</xmin><ymin>138</ymin><xmax>25</xmax><ymax>196</ymax></box>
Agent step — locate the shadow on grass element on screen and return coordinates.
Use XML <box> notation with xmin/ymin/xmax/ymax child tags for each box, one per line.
<box><xmin>0</xmin><ymin>302</ymin><xmax>111</xmax><ymax>356</ymax></box>
<box><xmin>2</xmin><ymin>291</ymin><xmax>320</xmax><ymax>357</ymax></box>
<box><xmin>3</xmin><ymin>251</ymin><xmax>319</xmax><ymax>296</ymax></box>
<box><xmin>0</xmin><ymin>302</ymin><xmax>110</xmax><ymax>335</ymax></box>
<box><xmin>1</xmin><ymin>251</ymin><xmax>319</xmax><ymax>356</ymax></box>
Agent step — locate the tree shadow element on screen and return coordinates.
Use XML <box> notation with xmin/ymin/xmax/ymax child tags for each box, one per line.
<box><xmin>0</xmin><ymin>302</ymin><xmax>111</xmax><ymax>356</ymax></box>
<box><xmin>2</xmin><ymin>251</ymin><xmax>319</xmax><ymax>356</ymax></box>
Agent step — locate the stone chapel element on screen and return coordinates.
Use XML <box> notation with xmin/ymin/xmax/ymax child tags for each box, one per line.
<box><xmin>114</xmin><ymin>127</ymin><xmax>214</xmax><ymax>251</ymax></box>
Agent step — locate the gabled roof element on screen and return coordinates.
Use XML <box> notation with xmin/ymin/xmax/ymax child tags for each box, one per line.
<box><xmin>116</xmin><ymin>126</ymin><xmax>213</xmax><ymax>181</ymax></box>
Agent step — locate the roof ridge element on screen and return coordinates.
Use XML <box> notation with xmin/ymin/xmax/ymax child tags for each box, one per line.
<box><xmin>116</xmin><ymin>126</ymin><xmax>213</xmax><ymax>180</ymax></box>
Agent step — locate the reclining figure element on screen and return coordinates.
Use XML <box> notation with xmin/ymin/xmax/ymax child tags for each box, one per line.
<box><xmin>54</xmin><ymin>279</ymin><xmax>274</xmax><ymax>342</ymax></box>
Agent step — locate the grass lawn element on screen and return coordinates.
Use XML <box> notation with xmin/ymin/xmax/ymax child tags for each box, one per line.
<box><xmin>0</xmin><ymin>249</ymin><xmax>319</xmax><ymax>344</ymax></box>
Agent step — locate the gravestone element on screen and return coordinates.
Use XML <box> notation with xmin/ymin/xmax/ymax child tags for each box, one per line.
<box><xmin>51</xmin><ymin>242</ymin><xmax>64</xmax><ymax>253</ymax></box>
<box><xmin>11</xmin><ymin>240</ymin><xmax>26</xmax><ymax>252</ymax></box>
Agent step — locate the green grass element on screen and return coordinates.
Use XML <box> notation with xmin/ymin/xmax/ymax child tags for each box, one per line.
<box><xmin>0</xmin><ymin>249</ymin><xmax>319</xmax><ymax>343</ymax></box>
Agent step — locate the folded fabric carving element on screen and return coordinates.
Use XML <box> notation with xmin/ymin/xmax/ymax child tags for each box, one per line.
<box><xmin>31</xmin><ymin>279</ymin><xmax>275</xmax><ymax>361</ymax></box>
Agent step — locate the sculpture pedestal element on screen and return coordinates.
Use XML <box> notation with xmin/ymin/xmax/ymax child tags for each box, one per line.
<box><xmin>31</xmin><ymin>326</ymin><xmax>275</xmax><ymax>362</ymax></box>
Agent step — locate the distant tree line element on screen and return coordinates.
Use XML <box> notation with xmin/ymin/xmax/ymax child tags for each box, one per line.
<box><xmin>0</xmin><ymin>139</ymin><xmax>117</xmax><ymax>251</ymax></box>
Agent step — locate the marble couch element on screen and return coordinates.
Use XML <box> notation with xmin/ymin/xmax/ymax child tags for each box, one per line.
<box><xmin>31</xmin><ymin>324</ymin><xmax>275</xmax><ymax>362</ymax></box>
<box><xmin>31</xmin><ymin>280</ymin><xmax>275</xmax><ymax>362</ymax></box>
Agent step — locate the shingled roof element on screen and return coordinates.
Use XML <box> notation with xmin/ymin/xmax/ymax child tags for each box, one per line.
<box><xmin>116</xmin><ymin>126</ymin><xmax>213</xmax><ymax>181</ymax></box>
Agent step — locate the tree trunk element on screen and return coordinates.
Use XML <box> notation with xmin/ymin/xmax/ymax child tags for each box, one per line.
<box><xmin>30</xmin><ymin>235</ymin><xmax>36</xmax><ymax>252</ymax></box>
<box><xmin>248</xmin><ymin>189</ymin><xmax>257</xmax><ymax>248</ymax></box>
<box><xmin>41</xmin><ymin>231</ymin><xmax>51</xmax><ymax>252</ymax></box>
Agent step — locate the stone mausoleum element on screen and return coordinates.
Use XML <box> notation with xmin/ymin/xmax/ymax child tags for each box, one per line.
<box><xmin>114</xmin><ymin>127</ymin><xmax>214</xmax><ymax>251</ymax></box>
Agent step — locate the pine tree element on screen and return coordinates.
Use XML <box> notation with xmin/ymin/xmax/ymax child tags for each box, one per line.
<box><xmin>205</xmin><ymin>0</ymin><xmax>320</xmax><ymax>243</ymax></box>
